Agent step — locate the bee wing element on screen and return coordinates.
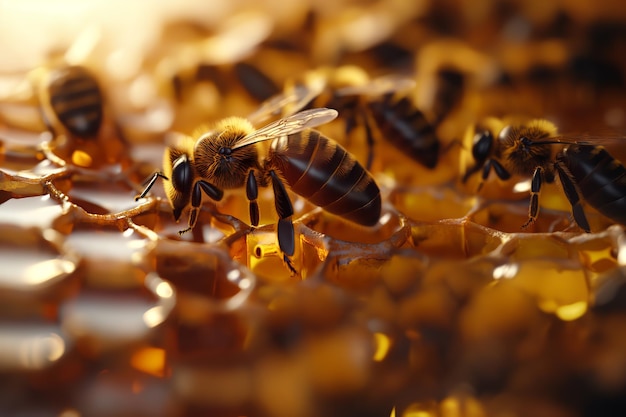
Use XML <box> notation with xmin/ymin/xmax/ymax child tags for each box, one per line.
<box><xmin>335</xmin><ymin>74</ymin><xmax>416</xmax><ymax>97</ymax></box>
<box><xmin>246</xmin><ymin>81</ymin><xmax>326</xmax><ymax>126</ymax></box>
<box><xmin>233</xmin><ymin>108</ymin><xmax>338</xmax><ymax>149</ymax></box>
<box><xmin>546</xmin><ymin>133</ymin><xmax>626</xmax><ymax>147</ymax></box>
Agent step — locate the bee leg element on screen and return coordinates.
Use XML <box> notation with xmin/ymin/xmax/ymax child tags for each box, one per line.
<box><xmin>198</xmin><ymin>180</ymin><xmax>224</xmax><ymax>202</ymax></box>
<box><xmin>178</xmin><ymin>181</ymin><xmax>203</xmax><ymax>235</ymax></box>
<box><xmin>246</xmin><ymin>170</ymin><xmax>260</xmax><ymax>226</ymax></box>
<box><xmin>464</xmin><ymin>130</ymin><xmax>495</xmax><ymax>184</ymax></box>
<box><xmin>555</xmin><ymin>163</ymin><xmax>591</xmax><ymax>232</ymax></box>
<box><xmin>135</xmin><ymin>172</ymin><xmax>168</xmax><ymax>200</ymax></box>
<box><xmin>478</xmin><ymin>159</ymin><xmax>511</xmax><ymax>192</ymax></box>
<box><xmin>462</xmin><ymin>163</ymin><xmax>482</xmax><ymax>183</ymax></box>
<box><xmin>522</xmin><ymin>167</ymin><xmax>544</xmax><ymax>229</ymax></box>
<box><xmin>362</xmin><ymin>111</ymin><xmax>376</xmax><ymax>170</ymax></box>
<box><xmin>269</xmin><ymin>170</ymin><xmax>297</xmax><ymax>274</ymax></box>
<box><xmin>179</xmin><ymin>180</ymin><xmax>224</xmax><ymax>235</ymax></box>
<box><xmin>492</xmin><ymin>160</ymin><xmax>511</xmax><ymax>181</ymax></box>
<box><xmin>278</xmin><ymin>219</ymin><xmax>297</xmax><ymax>275</ymax></box>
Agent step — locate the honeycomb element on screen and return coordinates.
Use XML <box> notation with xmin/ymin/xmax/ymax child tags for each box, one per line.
<box><xmin>1</xmin><ymin>1</ymin><xmax>626</xmax><ymax>416</ymax></box>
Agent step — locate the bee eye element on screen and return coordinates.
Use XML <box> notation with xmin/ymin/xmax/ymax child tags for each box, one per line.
<box><xmin>171</xmin><ymin>156</ymin><xmax>193</xmax><ymax>193</ymax></box>
<box><xmin>472</xmin><ymin>130</ymin><xmax>493</xmax><ymax>161</ymax></box>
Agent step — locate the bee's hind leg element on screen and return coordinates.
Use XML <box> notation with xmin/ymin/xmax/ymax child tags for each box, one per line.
<box><xmin>278</xmin><ymin>218</ymin><xmax>297</xmax><ymax>274</ymax></box>
<box><xmin>246</xmin><ymin>170</ymin><xmax>260</xmax><ymax>226</ymax></box>
<box><xmin>555</xmin><ymin>163</ymin><xmax>591</xmax><ymax>232</ymax></box>
<box><xmin>269</xmin><ymin>170</ymin><xmax>297</xmax><ymax>275</ymax></box>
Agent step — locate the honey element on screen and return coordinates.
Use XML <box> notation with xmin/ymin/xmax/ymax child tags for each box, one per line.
<box><xmin>1</xmin><ymin>1</ymin><xmax>626</xmax><ymax>416</ymax></box>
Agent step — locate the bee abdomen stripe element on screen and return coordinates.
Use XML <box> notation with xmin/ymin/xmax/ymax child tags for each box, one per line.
<box><xmin>323</xmin><ymin>173</ymin><xmax>379</xmax><ymax>215</ymax></box>
<box><xmin>306</xmin><ymin>152</ymin><xmax>363</xmax><ymax>207</ymax></box>
<box><xmin>286</xmin><ymin>134</ymin><xmax>345</xmax><ymax>198</ymax></box>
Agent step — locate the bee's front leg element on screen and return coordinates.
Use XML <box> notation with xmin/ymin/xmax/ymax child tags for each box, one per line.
<box><xmin>179</xmin><ymin>180</ymin><xmax>224</xmax><ymax>235</ymax></box>
<box><xmin>522</xmin><ymin>166</ymin><xmax>543</xmax><ymax>229</ymax></box>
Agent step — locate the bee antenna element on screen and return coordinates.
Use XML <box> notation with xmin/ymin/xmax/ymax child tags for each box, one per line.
<box><xmin>135</xmin><ymin>172</ymin><xmax>168</xmax><ymax>201</ymax></box>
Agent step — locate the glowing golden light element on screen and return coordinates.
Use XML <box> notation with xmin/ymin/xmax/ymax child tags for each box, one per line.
<box><xmin>512</xmin><ymin>179</ymin><xmax>531</xmax><ymax>193</ymax></box>
<box><xmin>23</xmin><ymin>258</ymin><xmax>76</xmax><ymax>286</ymax></box>
<box><xmin>555</xmin><ymin>301</ymin><xmax>588</xmax><ymax>321</ymax></box>
<box><xmin>0</xmin><ymin>327</ymin><xmax>66</xmax><ymax>371</ymax></box>
<box><xmin>404</xmin><ymin>411</ymin><xmax>434</xmax><ymax>417</ymax></box>
<box><xmin>400</xmin><ymin>402</ymin><xmax>437</xmax><ymax>417</ymax></box>
<box><xmin>492</xmin><ymin>263</ymin><xmax>518</xmax><ymax>280</ymax></box>
<box><xmin>372</xmin><ymin>332</ymin><xmax>392</xmax><ymax>362</ymax></box>
<box><xmin>143</xmin><ymin>306</ymin><xmax>167</xmax><ymax>328</ymax></box>
<box><xmin>155</xmin><ymin>281</ymin><xmax>174</xmax><ymax>299</ymax></box>
<box><xmin>71</xmin><ymin>150</ymin><xmax>93</xmax><ymax>167</ymax></box>
<box><xmin>58</xmin><ymin>409</ymin><xmax>81</xmax><ymax>417</ymax></box>
<box><xmin>440</xmin><ymin>396</ymin><xmax>461</xmax><ymax>416</ymax></box>
<box><xmin>130</xmin><ymin>346</ymin><xmax>166</xmax><ymax>377</ymax></box>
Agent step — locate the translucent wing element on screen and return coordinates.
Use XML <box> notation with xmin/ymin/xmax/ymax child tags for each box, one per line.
<box><xmin>511</xmin><ymin>131</ymin><xmax>626</xmax><ymax>148</ymax></box>
<box><xmin>232</xmin><ymin>108</ymin><xmax>338</xmax><ymax>149</ymax></box>
<box><xmin>246</xmin><ymin>82</ymin><xmax>326</xmax><ymax>126</ymax></box>
<box><xmin>335</xmin><ymin>74</ymin><xmax>416</xmax><ymax>97</ymax></box>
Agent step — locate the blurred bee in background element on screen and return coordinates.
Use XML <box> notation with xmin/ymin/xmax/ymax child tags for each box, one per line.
<box><xmin>0</xmin><ymin>27</ymin><xmax>131</xmax><ymax>171</ymax></box>
<box><xmin>279</xmin><ymin>64</ymin><xmax>466</xmax><ymax>172</ymax></box>
<box><xmin>148</xmin><ymin>12</ymin><xmax>293</xmax><ymax>131</ymax></box>
<box><xmin>462</xmin><ymin>118</ymin><xmax>626</xmax><ymax>232</ymax></box>
<box><xmin>137</xmin><ymin>88</ymin><xmax>381</xmax><ymax>272</ymax></box>
<box><xmin>31</xmin><ymin>64</ymin><xmax>132</xmax><ymax>170</ymax></box>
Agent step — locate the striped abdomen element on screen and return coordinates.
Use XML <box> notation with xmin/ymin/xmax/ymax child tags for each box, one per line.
<box><xmin>47</xmin><ymin>66</ymin><xmax>104</xmax><ymax>138</ymax></box>
<box><xmin>269</xmin><ymin>130</ymin><xmax>381</xmax><ymax>226</ymax></box>
<box><xmin>557</xmin><ymin>144</ymin><xmax>626</xmax><ymax>224</ymax></box>
<box><xmin>368</xmin><ymin>96</ymin><xmax>440</xmax><ymax>169</ymax></box>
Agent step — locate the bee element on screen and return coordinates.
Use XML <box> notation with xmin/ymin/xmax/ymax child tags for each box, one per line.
<box><xmin>282</xmin><ymin>65</ymin><xmax>447</xmax><ymax>170</ymax></box>
<box><xmin>462</xmin><ymin>118</ymin><xmax>626</xmax><ymax>231</ymax></box>
<box><xmin>33</xmin><ymin>65</ymin><xmax>131</xmax><ymax>170</ymax></box>
<box><xmin>137</xmin><ymin>96</ymin><xmax>381</xmax><ymax>272</ymax></box>
<box><xmin>41</xmin><ymin>65</ymin><xmax>104</xmax><ymax>139</ymax></box>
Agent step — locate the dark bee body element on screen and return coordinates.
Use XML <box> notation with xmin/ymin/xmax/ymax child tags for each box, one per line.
<box><xmin>368</xmin><ymin>95</ymin><xmax>439</xmax><ymax>169</ymax></box>
<box><xmin>46</xmin><ymin>66</ymin><xmax>104</xmax><ymax>138</ymax></box>
<box><xmin>288</xmin><ymin>66</ymin><xmax>448</xmax><ymax>170</ymax></box>
<box><xmin>32</xmin><ymin>64</ymin><xmax>130</xmax><ymax>170</ymax></box>
<box><xmin>269</xmin><ymin>130</ymin><xmax>381</xmax><ymax>226</ymax></box>
<box><xmin>557</xmin><ymin>145</ymin><xmax>626</xmax><ymax>226</ymax></box>
<box><xmin>138</xmin><ymin>107</ymin><xmax>380</xmax><ymax>272</ymax></box>
<box><xmin>463</xmin><ymin>118</ymin><xmax>626</xmax><ymax>231</ymax></box>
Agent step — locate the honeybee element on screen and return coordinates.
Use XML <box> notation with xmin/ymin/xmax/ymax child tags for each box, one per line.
<box><xmin>462</xmin><ymin>118</ymin><xmax>626</xmax><ymax>231</ymax></box>
<box><xmin>0</xmin><ymin>22</ymin><xmax>133</xmax><ymax>170</ymax></box>
<box><xmin>34</xmin><ymin>65</ymin><xmax>130</xmax><ymax>170</ymax></box>
<box><xmin>41</xmin><ymin>65</ymin><xmax>104</xmax><ymax>138</ymax></box>
<box><xmin>0</xmin><ymin>63</ymin><xmax>129</xmax><ymax>170</ymax></box>
<box><xmin>281</xmin><ymin>65</ymin><xmax>445</xmax><ymax>170</ymax></box>
<box><xmin>137</xmin><ymin>95</ymin><xmax>381</xmax><ymax>272</ymax></box>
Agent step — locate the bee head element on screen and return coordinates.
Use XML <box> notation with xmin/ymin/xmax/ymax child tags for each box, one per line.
<box><xmin>194</xmin><ymin>119</ymin><xmax>258</xmax><ymax>189</ymax></box>
<box><xmin>499</xmin><ymin>122</ymin><xmax>555</xmax><ymax>174</ymax></box>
